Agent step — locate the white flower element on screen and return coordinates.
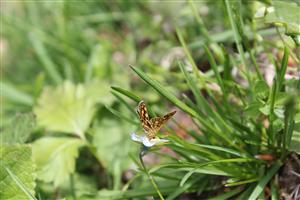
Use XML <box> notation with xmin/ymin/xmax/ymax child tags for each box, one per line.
<box><xmin>131</xmin><ymin>132</ymin><xmax>169</xmax><ymax>147</ymax></box>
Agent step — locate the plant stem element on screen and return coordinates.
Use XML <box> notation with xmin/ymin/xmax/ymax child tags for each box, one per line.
<box><xmin>70</xmin><ymin>173</ymin><xmax>76</xmax><ymax>200</ymax></box>
<box><xmin>139</xmin><ymin>151</ymin><xmax>165</xmax><ymax>200</ymax></box>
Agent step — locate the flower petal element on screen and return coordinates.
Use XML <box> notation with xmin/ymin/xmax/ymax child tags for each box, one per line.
<box><xmin>131</xmin><ymin>132</ymin><xmax>143</xmax><ymax>142</ymax></box>
<box><xmin>142</xmin><ymin>138</ymin><xmax>169</xmax><ymax>147</ymax></box>
<box><xmin>157</xmin><ymin>139</ymin><xmax>169</xmax><ymax>143</ymax></box>
<box><xmin>142</xmin><ymin>137</ymin><xmax>157</xmax><ymax>147</ymax></box>
<box><xmin>151</xmin><ymin>138</ymin><xmax>169</xmax><ymax>144</ymax></box>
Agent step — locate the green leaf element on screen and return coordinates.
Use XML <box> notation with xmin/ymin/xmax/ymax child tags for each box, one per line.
<box><xmin>86</xmin><ymin>42</ymin><xmax>131</xmax><ymax>88</ymax></box>
<box><xmin>271</xmin><ymin>181</ymin><xmax>279</xmax><ymax>200</ymax></box>
<box><xmin>273</xmin><ymin>119</ymin><xmax>284</xmax><ymax>134</ymax></box>
<box><xmin>245</xmin><ymin>102</ymin><xmax>264</xmax><ymax>118</ymax></box>
<box><xmin>111</xmin><ymin>86</ymin><xmax>141</xmax><ymax>102</ymax></box>
<box><xmin>32</xmin><ymin>137</ymin><xmax>84</xmax><ymax>187</ymax></box>
<box><xmin>259</xmin><ymin>104</ymin><xmax>270</xmax><ymax>115</ymax></box>
<box><xmin>71</xmin><ymin>173</ymin><xmax>98</xmax><ymax>198</ymax></box>
<box><xmin>85</xmin><ymin>43</ymin><xmax>111</xmax><ymax>82</ymax></box>
<box><xmin>92</xmin><ymin>118</ymin><xmax>138</xmax><ymax>190</ymax></box>
<box><xmin>4</xmin><ymin>167</ymin><xmax>37</xmax><ymax>200</ymax></box>
<box><xmin>265</xmin><ymin>1</ymin><xmax>300</xmax><ymax>34</ymax></box>
<box><xmin>176</xmin><ymin>28</ymin><xmax>207</xmax><ymax>88</ymax></box>
<box><xmin>295</xmin><ymin>112</ymin><xmax>300</xmax><ymax>123</ymax></box>
<box><xmin>0</xmin><ymin>145</ymin><xmax>36</xmax><ymax>200</ymax></box>
<box><xmin>209</xmin><ymin>187</ymin><xmax>242</xmax><ymax>200</ymax></box>
<box><xmin>277</xmin><ymin>47</ymin><xmax>289</xmax><ymax>92</ymax></box>
<box><xmin>105</xmin><ymin>106</ymin><xmax>139</xmax><ymax>125</ymax></box>
<box><xmin>34</xmin><ymin>80</ymin><xmax>110</xmax><ymax>138</ymax></box>
<box><xmin>254</xmin><ymin>81</ymin><xmax>269</xmax><ymax>100</ymax></box>
<box><xmin>167</xmin><ymin>176</ymin><xmax>202</xmax><ymax>200</ymax></box>
<box><xmin>29</xmin><ymin>32</ymin><xmax>62</xmax><ymax>84</ymax></box>
<box><xmin>2</xmin><ymin>113</ymin><xmax>36</xmax><ymax>144</ymax></box>
<box><xmin>0</xmin><ymin>82</ymin><xmax>34</xmax><ymax>106</ymax></box>
<box><xmin>203</xmin><ymin>45</ymin><xmax>226</xmax><ymax>94</ymax></box>
<box><xmin>130</xmin><ymin>66</ymin><xmax>197</xmax><ymax>117</ymax></box>
<box><xmin>249</xmin><ymin>163</ymin><xmax>282</xmax><ymax>200</ymax></box>
<box><xmin>289</xmin><ymin>131</ymin><xmax>300</xmax><ymax>154</ymax></box>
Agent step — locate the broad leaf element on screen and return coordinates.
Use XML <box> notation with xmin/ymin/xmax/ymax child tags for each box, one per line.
<box><xmin>254</xmin><ymin>80</ymin><xmax>269</xmax><ymax>100</ymax></box>
<box><xmin>32</xmin><ymin>137</ymin><xmax>84</xmax><ymax>187</ymax></box>
<box><xmin>2</xmin><ymin>113</ymin><xmax>36</xmax><ymax>144</ymax></box>
<box><xmin>0</xmin><ymin>145</ymin><xmax>36</xmax><ymax>200</ymax></box>
<box><xmin>92</xmin><ymin>117</ymin><xmax>138</xmax><ymax>189</ymax></box>
<box><xmin>34</xmin><ymin>81</ymin><xmax>110</xmax><ymax>138</ymax></box>
<box><xmin>265</xmin><ymin>1</ymin><xmax>300</xmax><ymax>34</ymax></box>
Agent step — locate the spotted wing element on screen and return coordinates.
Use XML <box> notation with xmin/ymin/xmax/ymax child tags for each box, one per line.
<box><xmin>137</xmin><ymin>101</ymin><xmax>152</xmax><ymax>133</ymax></box>
<box><xmin>150</xmin><ymin>110</ymin><xmax>176</xmax><ymax>133</ymax></box>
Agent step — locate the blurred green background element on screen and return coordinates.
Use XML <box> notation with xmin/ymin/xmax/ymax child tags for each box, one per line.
<box><xmin>1</xmin><ymin>1</ymin><xmax>300</xmax><ymax>200</ymax></box>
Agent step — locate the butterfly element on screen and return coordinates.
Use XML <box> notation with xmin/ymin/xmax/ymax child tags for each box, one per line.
<box><xmin>136</xmin><ymin>100</ymin><xmax>176</xmax><ymax>140</ymax></box>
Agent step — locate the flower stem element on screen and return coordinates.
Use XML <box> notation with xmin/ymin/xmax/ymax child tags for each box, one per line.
<box><xmin>70</xmin><ymin>173</ymin><xmax>77</xmax><ymax>200</ymax></box>
<box><xmin>139</xmin><ymin>150</ymin><xmax>165</xmax><ymax>200</ymax></box>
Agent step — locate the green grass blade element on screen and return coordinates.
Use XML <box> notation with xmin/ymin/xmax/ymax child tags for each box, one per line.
<box><xmin>268</xmin><ymin>79</ymin><xmax>277</xmax><ymax>143</ymax></box>
<box><xmin>237</xmin><ymin>183</ymin><xmax>256</xmax><ymax>200</ymax></box>
<box><xmin>224</xmin><ymin>0</ymin><xmax>251</xmax><ymax>86</ymax></box>
<box><xmin>277</xmin><ymin>47</ymin><xmax>289</xmax><ymax>91</ymax></box>
<box><xmin>209</xmin><ymin>187</ymin><xmax>242</xmax><ymax>200</ymax></box>
<box><xmin>176</xmin><ymin>28</ymin><xmax>207</xmax><ymax>89</ymax></box>
<box><xmin>111</xmin><ymin>86</ymin><xmax>157</xmax><ymax>117</ymax></box>
<box><xmin>29</xmin><ymin>32</ymin><xmax>62</xmax><ymax>84</ymax></box>
<box><xmin>180</xmin><ymin>170</ymin><xmax>197</xmax><ymax>187</ymax></box>
<box><xmin>282</xmin><ymin>97</ymin><xmax>296</xmax><ymax>157</ymax></box>
<box><xmin>130</xmin><ymin>66</ymin><xmax>197</xmax><ymax>118</ymax></box>
<box><xmin>166</xmin><ymin>176</ymin><xmax>201</xmax><ymax>200</ymax></box>
<box><xmin>271</xmin><ymin>180</ymin><xmax>279</xmax><ymax>200</ymax></box>
<box><xmin>189</xmin><ymin>27</ymin><xmax>281</xmax><ymax>50</ymax></box>
<box><xmin>188</xmin><ymin>0</ymin><xmax>210</xmax><ymax>41</ymax></box>
<box><xmin>111</xmin><ymin>86</ymin><xmax>141</xmax><ymax>102</ymax></box>
<box><xmin>111</xmin><ymin>91</ymin><xmax>137</xmax><ymax>116</ymax></box>
<box><xmin>249</xmin><ymin>50</ymin><xmax>264</xmax><ymax>81</ymax></box>
<box><xmin>105</xmin><ymin>106</ymin><xmax>139</xmax><ymax>126</ymax></box>
<box><xmin>178</xmin><ymin>61</ymin><xmax>211</xmax><ymax>116</ymax></box>
<box><xmin>193</xmin><ymin>144</ymin><xmax>248</xmax><ymax>158</ymax></box>
<box><xmin>179</xmin><ymin>60</ymin><xmax>234</xmax><ymax>136</ymax></box>
<box><xmin>1</xmin><ymin>82</ymin><xmax>34</xmax><ymax>106</ymax></box>
<box><xmin>225</xmin><ymin>178</ymin><xmax>259</xmax><ymax>187</ymax></box>
<box><xmin>203</xmin><ymin>45</ymin><xmax>225</xmax><ymax>94</ymax></box>
<box><xmin>248</xmin><ymin>162</ymin><xmax>282</xmax><ymax>200</ymax></box>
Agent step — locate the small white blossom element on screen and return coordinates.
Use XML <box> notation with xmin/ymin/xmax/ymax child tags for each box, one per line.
<box><xmin>131</xmin><ymin>132</ymin><xmax>169</xmax><ymax>147</ymax></box>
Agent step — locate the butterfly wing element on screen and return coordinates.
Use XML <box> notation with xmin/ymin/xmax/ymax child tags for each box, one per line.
<box><xmin>150</xmin><ymin>110</ymin><xmax>176</xmax><ymax>134</ymax></box>
<box><xmin>137</xmin><ymin>101</ymin><xmax>152</xmax><ymax>133</ymax></box>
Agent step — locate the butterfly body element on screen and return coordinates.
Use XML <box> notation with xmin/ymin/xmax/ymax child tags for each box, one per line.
<box><xmin>137</xmin><ymin>101</ymin><xmax>176</xmax><ymax>139</ymax></box>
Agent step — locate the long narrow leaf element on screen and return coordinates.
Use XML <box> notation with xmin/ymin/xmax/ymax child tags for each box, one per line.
<box><xmin>29</xmin><ymin>32</ymin><xmax>62</xmax><ymax>84</ymax></box>
<box><xmin>111</xmin><ymin>91</ymin><xmax>137</xmax><ymax>116</ymax></box>
<box><xmin>105</xmin><ymin>106</ymin><xmax>139</xmax><ymax>125</ymax></box>
<box><xmin>277</xmin><ymin>47</ymin><xmax>289</xmax><ymax>91</ymax></box>
<box><xmin>1</xmin><ymin>82</ymin><xmax>34</xmax><ymax>106</ymax></box>
<box><xmin>203</xmin><ymin>45</ymin><xmax>225</xmax><ymax>94</ymax></box>
<box><xmin>176</xmin><ymin>28</ymin><xmax>207</xmax><ymax>89</ymax></box>
<box><xmin>248</xmin><ymin>162</ymin><xmax>282</xmax><ymax>200</ymax></box>
<box><xmin>111</xmin><ymin>86</ymin><xmax>141</xmax><ymax>102</ymax></box>
<box><xmin>224</xmin><ymin>0</ymin><xmax>251</xmax><ymax>86</ymax></box>
<box><xmin>209</xmin><ymin>187</ymin><xmax>242</xmax><ymax>200</ymax></box>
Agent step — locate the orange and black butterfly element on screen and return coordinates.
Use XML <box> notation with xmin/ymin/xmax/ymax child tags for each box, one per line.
<box><xmin>136</xmin><ymin>101</ymin><xmax>176</xmax><ymax>140</ymax></box>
